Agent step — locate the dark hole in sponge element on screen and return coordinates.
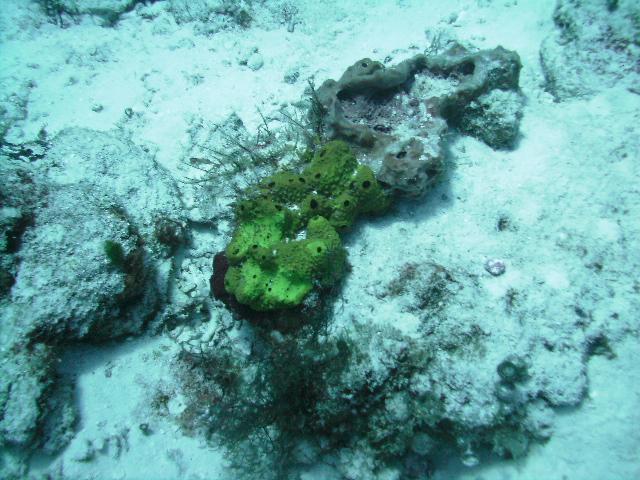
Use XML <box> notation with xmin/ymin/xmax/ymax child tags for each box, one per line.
<box><xmin>315</xmin><ymin>173</ymin><xmax>321</xmax><ymax>179</ymax></box>
<box><xmin>233</xmin><ymin>248</ymin><xmax>240</xmax><ymax>254</ymax></box>
<box><xmin>374</xmin><ymin>124</ymin><xmax>391</xmax><ymax>133</ymax></box>
<box><xmin>362</xmin><ymin>180</ymin><xmax>371</xmax><ymax>189</ymax></box>
<box><xmin>275</xmin><ymin>204</ymin><xmax>283</xmax><ymax>210</ymax></box>
<box><xmin>299</xmin><ymin>177</ymin><xmax>306</xmax><ymax>183</ymax></box>
<box><xmin>317</xmin><ymin>247</ymin><xmax>322</xmax><ymax>253</ymax></box>
<box><xmin>361</xmin><ymin>62</ymin><xmax>368</xmax><ymax>68</ymax></box>
<box><xmin>310</xmin><ymin>199</ymin><xmax>318</xmax><ymax>209</ymax></box>
<box><xmin>252</xmin><ymin>244</ymin><xmax>258</xmax><ymax>249</ymax></box>
<box><xmin>396</xmin><ymin>150</ymin><xmax>407</xmax><ymax>159</ymax></box>
<box><xmin>460</xmin><ymin>61</ymin><xmax>475</xmax><ymax>75</ymax></box>
<box><xmin>343</xmin><ymin>200</ymin><xmax>350</xmax><ymax>207</ymax></box>
<box><xmin>268</xmin><ymin>181</ymin><xmax>275</xmax><ymax>188</ymax></box>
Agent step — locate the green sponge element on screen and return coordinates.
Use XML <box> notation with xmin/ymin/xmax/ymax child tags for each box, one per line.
<box><xmin>223</xmin><ymin>141</ymin><xmax>389</xmax><ymax>311</ymax></box>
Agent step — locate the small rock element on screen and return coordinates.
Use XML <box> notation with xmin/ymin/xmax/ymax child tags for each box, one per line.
<box><xmin>485</xmin><ymin>258</ymin><xmax>506</xmax><ymax>276</ymax></box>
<box><xmin>70</xmin><ymin>439</ymin><xmax>96</xmax><ymax>462</ymax></box>
<box><xmin>461</xmin><ymin>448</ymin><xmax>480</xmax><ymax>467</ymax></box>
<box><xmin>139</xmin><ymin>423</ymin><xmax>152</xmax><ymax>436</ymax></box>
<box><xmin>247</xmin><ymin>52</ymin><xmax>264</xmax><ymax>71</ymax></box>
<box><xmin>284</xmin><ymin>68</ymin><xmax>299</xmax><ymax>84</ymax></box>
<box><xmin>410</xmin><ymin>433</ymin><xmax>433</xmax><ymax>456</ymax></box>
<box><xmin>497</xmin><ymin>354</ymin><xmax>528</xmax><ymax>384</ymax></box>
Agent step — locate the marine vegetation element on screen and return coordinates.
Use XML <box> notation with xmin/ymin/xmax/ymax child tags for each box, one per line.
<box><xmin>103</xmin><ymin>239</ymin><xmax>125</xmax><ymax>269</ymax></box>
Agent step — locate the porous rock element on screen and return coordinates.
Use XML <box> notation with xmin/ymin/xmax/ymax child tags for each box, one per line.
<box><xmin>315</xmin><ymin>43</ymin><xmax>523</xmax><ymax>196</ymax></box>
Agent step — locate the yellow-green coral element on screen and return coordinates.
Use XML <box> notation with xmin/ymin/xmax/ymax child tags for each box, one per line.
<box><xmin>223</xmin><ymin>141</ymin><xmax>389</xmax><ymax>311</ymax></box>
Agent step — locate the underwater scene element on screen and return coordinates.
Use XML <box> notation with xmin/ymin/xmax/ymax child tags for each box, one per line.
<box><xmin>1</xmin><ymin>1</ymin><xmax>639</xmax><ymax>479</ymax></box>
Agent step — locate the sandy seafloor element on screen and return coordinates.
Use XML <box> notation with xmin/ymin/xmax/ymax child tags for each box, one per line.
<box><xmin>0</xmin><ymin>1</ymin><xmax>639</xmax><ymax>479</ymax></box>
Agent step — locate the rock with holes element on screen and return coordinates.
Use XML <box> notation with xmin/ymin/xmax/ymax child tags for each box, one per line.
<box><xmin>315</xmin><ymin>42</ymin><xmax>522</xmax><ymax>195</ymax></box>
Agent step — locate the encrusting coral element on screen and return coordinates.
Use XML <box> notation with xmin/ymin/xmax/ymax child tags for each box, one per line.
<box><xmin>221</xmin><ymin>140</ymin><xmax>389</xmax><ymax>311</ymax></box>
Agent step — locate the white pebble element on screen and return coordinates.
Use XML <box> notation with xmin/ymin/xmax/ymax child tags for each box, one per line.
<box><xmin>247</xmin><ymin>52</ymin><xmax>264</xmax><ymax>71</ymax></box>
<box><xmin>485</xmin><ymin>258</ymin><xmax>506</xmax><ymax>276</ymax></box>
